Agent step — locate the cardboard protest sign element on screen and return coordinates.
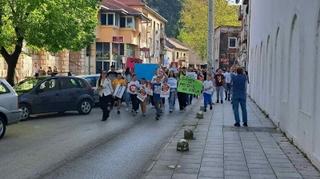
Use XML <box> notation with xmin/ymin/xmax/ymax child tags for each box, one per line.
<box><xmin>177</xmin><ymin>76</ymin><xmax>203</xmax><ymax>96</ymax></box>
<box><xmin>145</xmin><ymin>83</ymin><xmax>153</xmax><ymax>96</ymax></box>
<box><xmin>113</xmin><ymin>85</ymin><xmax>126</xmax><ymax>98</ymax></box>
<box><xmin>128</xmin><ymin>81</ymin><xmax>138</xmax><ymax>94</ymax></box>
<box><xmin>134</xmin><ymin>64</ymin><xmax>159</xmax><ymax>80</ymax></box>
<box><xmin>160</xmin><ymin>83</ymin><xmax>170</xmax><ymax>98</ymax></box>
<box><xmin>137</xmin><ymin>88</ymin><xmax>147</xmax><ymax>102</ymax></box>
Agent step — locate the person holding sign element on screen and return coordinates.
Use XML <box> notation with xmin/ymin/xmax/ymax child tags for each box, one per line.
<box><xmin>138</xmin><ymin>78</ymin><xmax>148</xmax><ymax>117</ymax></box>
<box><xmin>203</xmin><ymin>75</ymin><xmax>214</xmax><ymax>112</ymax></box>
<box><xmin>112</xmin><ymin>73</ymin><xmax>127</xmax><ymax>115</ymax></box>
<box><xmin>152</xmin><ymin>76</ymin><xmax>163</xmax><ymax>120</ymax></box>
<box><xmin>97</xmin><ymin>71</ymin><xmax>114</xmax><ymax>121</ymax></box>
<box><xmin>167</xmin><ymin>71</ymin><xmax>177</xmax><ymax>113</ymax></box>
<box><xmin>128</xmin><ymin>74</ymin><xmax>140</xmax><ymax>116</ymax></box>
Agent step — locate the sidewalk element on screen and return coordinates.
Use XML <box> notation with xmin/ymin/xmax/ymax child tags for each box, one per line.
<box><xmin>143</xmin><ymin>98</ymin><xmax>320</xmax><ymax>179</ymax></box>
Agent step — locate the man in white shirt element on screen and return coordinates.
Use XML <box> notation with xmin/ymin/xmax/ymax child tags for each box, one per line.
<box><xmin>224</xmin><ymin>69</ymin><xmax>232</xmax><ymax>101</ymax></box>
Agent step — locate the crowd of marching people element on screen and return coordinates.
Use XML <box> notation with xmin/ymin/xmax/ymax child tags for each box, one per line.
<box><xmin>96</xmin><ymin>65</ymin><xmax>249</xmax><ymax>127</ymax></box>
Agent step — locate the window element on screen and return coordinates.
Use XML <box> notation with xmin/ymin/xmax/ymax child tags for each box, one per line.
<box><xmin>61</xmin><ymin>78</ymin><xmax>81</xmax><ymax>89</ymax></box>
<box><xmin>0</xmin><ymin>82</ymin><xmax>9</xmax><ymax>94</ymax></box>
<box><xmin>107</xmin><ymin>13</ymin><xmax>114</xmax><ymax>25</ymax></box>
<box><xmin>119</xmin><ymin>16</ymin><xmax>135</xmax><ymax>29</ymax></box>
<box><xmin>100</xmin><ymin>13</ymin><xmax>107</xmax><ymax>25</ymax></box>
<box><xmin>120</xmin><ymin>17</ymin><xmax>126</xmax><ymax>28</ymax></box>
<box><xmin>120</xmin><ymin>44</ymin><xmax>125</xmax><ymax>55</ymax></box>
<box><xmin>100</xmin><ymin>13</ymin><xmax>115</xmax><ymax>26</ymax></box>
<box><xmin>176</xmin><ymin>52</ymin><xmax>179</xmax><ymax>59</ymax></box>
<box><xmin>126</xmin><ymin>17</ymin><xmax>134</xmax><ymax>28</ymax></box>
<box><xmin>228</xmin><ymin>37</ymin><xmax>237</xmax><ymax>48</ymax></box>
<box><xmin>85</xmin><ymin>77</ymin><xmax>98</xmax><ymax>87</ymax></box>
<box><xmin>39</xmin><ymin>79</ymin><xmax>58</xmax><ymax>92</ymax></box>
<box><xmin>96</xmin><ymin>42</ymin><xmax>110</xmax><ymax>59</ymax></box>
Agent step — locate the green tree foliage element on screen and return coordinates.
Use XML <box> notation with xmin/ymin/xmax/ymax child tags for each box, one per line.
<box><xmin>178</xmin><ymin>0</ymin><xmax>240</xmax><ymax>60</ymax></box>
<box><xmin>0</xmin><ymin>0</ymin><xmax>99</xmax><ymax>85</ymax></box>
<box><xmin>145</xmin><ymin>0</ymin><xmax>182</xmax><ymax>37</ymax></box>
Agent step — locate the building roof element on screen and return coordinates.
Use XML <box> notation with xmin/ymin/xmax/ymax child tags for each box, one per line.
<box><xmin>117</xmin><ymin>0</ymin><xmax>145</xmax><ymax>6</ymax></box>
<box><xmin>101</xmin><ymin>0</ymin><xmax>141</xmax><ymax>15</ymax></box>
<box><xmin>116</xmin><ymin>0</ymin><xmax>167</xmax><ymax>23</ymax></box>
<box><xmin>166</xmin><ymin>38</ymin><xmax>189</xmax><ymax>51</ymax></box>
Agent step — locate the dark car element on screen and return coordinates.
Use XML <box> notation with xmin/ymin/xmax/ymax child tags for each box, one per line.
<box><xmin>14</xmin><ymin>76</ymin><xmax>94</xmax><ymax>120</ymax></box>
<box><xmin>77</xmin><ymin>74</ymin><xmax>100</xmax><ymax>104</ymax></box>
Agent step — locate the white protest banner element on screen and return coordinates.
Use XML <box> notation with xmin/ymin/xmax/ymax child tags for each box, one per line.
<box><xmin>186</xmin><ymin>72</ymin><xmax>197</xmax><ymax>79</ymax></box>
<box><xmin>160</xmin><ymin>83</ymin><xmax>170</xmax><ymax>98</ymax></box>
<box><xmin>113</xmin><ymin>85</ymin><xmax>126</xmax><ymax>99</ymax></box>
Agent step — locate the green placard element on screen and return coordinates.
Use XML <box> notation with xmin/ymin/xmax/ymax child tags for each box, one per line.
<box><xmin>177</xmin><ymin>76</ymin><xmax>203</xmax><ymax>96</ymax></box>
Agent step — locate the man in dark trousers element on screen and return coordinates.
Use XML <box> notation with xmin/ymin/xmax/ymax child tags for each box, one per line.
<box><xmin>231</xmin><ymin>67</ymin><xmax>248</xmax><ymax>127</ymax></box>
<box><xmin>214</xmin><ymin>69</ymin><xmax>225</xmax><ymax>104</ymax></box>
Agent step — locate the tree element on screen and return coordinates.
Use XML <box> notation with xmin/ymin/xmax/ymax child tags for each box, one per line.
<box><xmin>145</xmin><ymin>0</ymin><xmax>183</xmax><ymax>37</ymax></box>
<box><xmin>178</xmin><ymin>0</ymin><xmax>240</xmax><ymax>60</ymax></box>
<box><xmin>0</xmin><ymin>0</ymin><xmax>99</xmax><ymax>85</ymax></box>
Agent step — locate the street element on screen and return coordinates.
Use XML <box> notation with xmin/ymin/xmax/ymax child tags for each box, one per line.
<box><xmin>0</xmin><ymin>103</ymin><xmax>197</xmax><ymax>179</ymax></box>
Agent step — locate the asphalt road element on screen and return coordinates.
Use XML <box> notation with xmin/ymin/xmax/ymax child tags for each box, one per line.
<box><xmin>0</xmin><ymin>101</ymin><xmax>198</xmax><ymax>179</ymax></box>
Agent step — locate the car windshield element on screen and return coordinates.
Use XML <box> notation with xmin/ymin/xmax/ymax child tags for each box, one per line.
<box><xmin>14</xmin><ymin>78</ymin><xmax>43</xmax><ymax>94</ymax></box>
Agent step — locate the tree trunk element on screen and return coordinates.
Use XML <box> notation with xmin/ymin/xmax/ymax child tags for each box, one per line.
<box><xmin>5</xmin><ymin>56</ymin><xmax>19</xmax><ymax>86</ymax></box>
<box><xmin>1</xmin><ymin>37</ymin><xmax>23</xmax><ymax>86</ymax></box>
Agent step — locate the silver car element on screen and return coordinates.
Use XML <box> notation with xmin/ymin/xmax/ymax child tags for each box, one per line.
<box><xmin>0</xmin><ymin>79</ymin><xmax>21</xmax><ymax>139</ymax></box>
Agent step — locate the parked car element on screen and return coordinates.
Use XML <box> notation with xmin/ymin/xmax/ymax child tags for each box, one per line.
<box><xmin>77</xmin><ymin>74</ymin><xmax>100</xmax><ymax>104</ymax></box>
<box><xmin>14</xmin><ymin>76</ymin><xmax>94</xmax><ymax>120</ymax></box>
<box><xmin>0</xmin><ymin>79</ymin><xmax>21</xmax><ymax>139</ymax></box>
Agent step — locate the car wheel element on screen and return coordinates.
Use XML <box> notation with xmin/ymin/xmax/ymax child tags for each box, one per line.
<box><xmin>78</xmin><ymin>99</ymin><xmax>92</xmax><ymax>115</ymax></box>
<box><xmin>20</xmin><ymin>104</ymin><xmax>31</xmax><ymax>121</ymax></box>
<box><xmin>0</xmin><ymin>116</ymin><xmax>6</xmax><ymax>139</ymax></box>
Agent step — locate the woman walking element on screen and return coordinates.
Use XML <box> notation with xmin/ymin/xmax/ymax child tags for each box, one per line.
<box><xmin>167</xmin><ymin>71</ymin><xmax>177</xmax><ymax>113</ymax></box>
<box><xmin>97</xmin><ymin>71</ymin><xmax>114</xmax><ymax>121</ymax></box>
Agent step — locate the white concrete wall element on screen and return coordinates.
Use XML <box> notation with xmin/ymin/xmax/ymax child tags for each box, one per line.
<box><xmin>248</xmin><ymin>0</ymin><xmax>320</xmax><ymax>168</ymax></box>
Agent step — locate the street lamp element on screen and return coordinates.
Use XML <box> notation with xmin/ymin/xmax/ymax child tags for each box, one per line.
<box><xmin>207</xmin><ymin>0</ymin><xmax>215</xmax><ymax>71</ymax></box>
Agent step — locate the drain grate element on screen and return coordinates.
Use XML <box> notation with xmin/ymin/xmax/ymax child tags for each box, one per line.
<box><xmin>223</xmin><ymin>126</ymin><xmax>279</xmax><ymax>133</ymax></box>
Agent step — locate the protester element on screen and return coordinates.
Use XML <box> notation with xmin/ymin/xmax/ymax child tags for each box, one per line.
<box><xmin>107</xmin><ymin>65</ymin><xmax>118</xmax><ymax>81</ymax></box>
<box><xmin>152</xmin><ymin>76</ymin><xmax>162</xmax><ymax>120</ymax></box>
<box><xmin>97</xmin><ymin>71</ymin><xmax>114</xmax><ymax>121</ymax></box>
<box><xmin>214</xmin><ymin>69</ymin><xmax>225</xmax><ymax>104</ymax></box>
<box><xmin>224</xmin><ymin>69</ymin><xmax>232</xmax><ymax>101</ymax></box>
<box><xmin>112</xmin><ymin>73</ymin><xmax>126</xmax><ymax>115</ymax></box>
<box><xmin>52</xmin><ymin>66</ymin><xmax>58</xmax><ymax>76</ymax></box>
<box><xmin>139</xmin><ymin>78</ymin><xmax>148</xmax><ymax>117</ymax></box>
<box><xmin>203</xmin><ymin>75</ymin><xmax>214</xmax><ymax>112</ymax></box>
<box><xmin>231</xmin><ymin>67</ymin><xmax>248</xmax><ymax>127</ymax></box>
<box><xmin>177</xmin><ymin>70</ymin><xmax>187</xmax><ymax>111</ymax></box>
<box><xmin>34</xmin><ymin>63</ymin><xmax>39</xmax><ymax>77</ymax></box>
<box><xmin>47</xmin><ymin>67</ymin><xmax>53</xmax><ymax>76</ymax></box>
<box><xmin>128</xmin><ymin>74</ymin><xmax>140</xmax><ymax>115</ymax></box>
<box><xmin>167</xmin><ymin>71</ymin><xmax>177</xmax><ymax>113</ymax></box>
<box><xmin>123</xmin><ymin>68</ymin><xmax>132</xmax><ymax>111</ymax></box>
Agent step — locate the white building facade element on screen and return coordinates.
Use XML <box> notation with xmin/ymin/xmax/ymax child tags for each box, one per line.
<box><xmin>248</xmin><ymin>0</ymin><xmax>320</xmax><ymax>168</ymax></box>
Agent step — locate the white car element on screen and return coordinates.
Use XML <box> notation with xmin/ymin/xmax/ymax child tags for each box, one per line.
<box><xmin>0</xmin><ymin>79</ymin><xmax>21</xmax><ymax>139</ymax></box>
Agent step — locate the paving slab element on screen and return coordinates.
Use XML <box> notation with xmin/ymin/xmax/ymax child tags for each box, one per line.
<box><xmin>143</xmin><ymin>98</ymin><xmax>320</xmax><ymax>179</ymax></box>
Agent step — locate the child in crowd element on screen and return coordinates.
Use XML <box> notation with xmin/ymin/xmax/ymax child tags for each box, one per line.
<box><xmin>112</xmin><ymin>73</ymin><xmax>126</xmax><ymax>114</ymax></box>
<box><xmin>139</xmin><ymin>78</ymin><xmax>148</xmax><ymax>117</ymax></box>
<box><xmin>152</xmin><ymin>76</ymin><xmax>162</xmax><ymax>120</ymax></box>
<box><xmin>203</xmin><ymin>75</ymin><xmax>214</xmax><ymax>112</ymax></box>
<box><xmin>128</xmin><ymin>74</ymin><xmax>140</xmax><ymax>116</ymax></box>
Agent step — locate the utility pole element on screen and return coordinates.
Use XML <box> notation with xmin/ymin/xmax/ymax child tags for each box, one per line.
<box><xmin>207</xmin><ymin>0</ymin><xmax>215</xmax><ymax>71</ymax></box>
